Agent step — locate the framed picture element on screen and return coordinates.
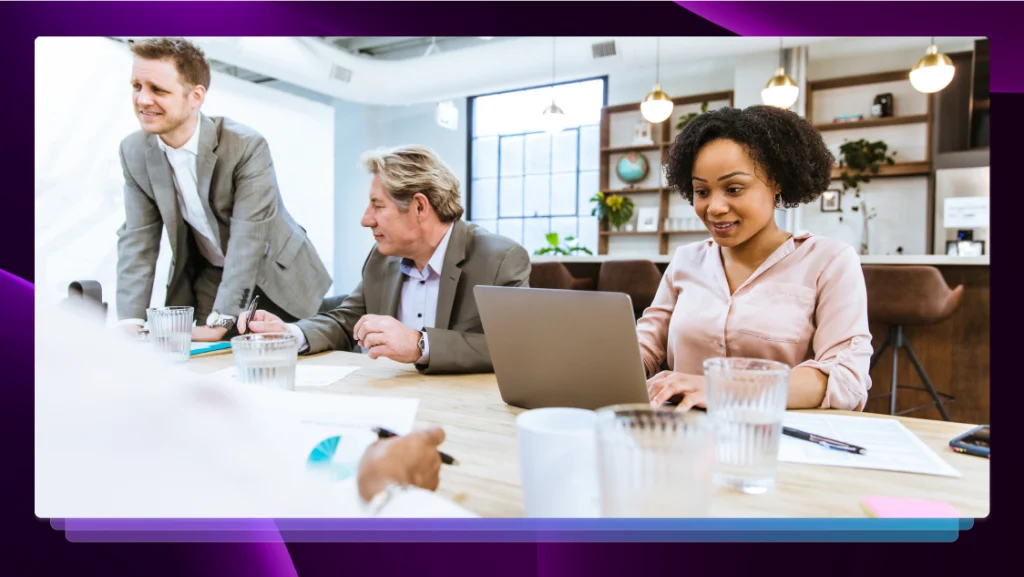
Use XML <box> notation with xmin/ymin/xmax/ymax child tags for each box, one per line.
<box><xmin>946</xmin><ymin>240</ymin><xmax>985</xmax><ymax>257</ymax></box>
<box><xmin>636</xmin><ymin>207</ymin><xmax>660</xmax><ymax>232</ymax></box>
<box><xmin>821</xmin><ymin>190</ymin><xmax>841</xmax><ymax>212</ymax></box>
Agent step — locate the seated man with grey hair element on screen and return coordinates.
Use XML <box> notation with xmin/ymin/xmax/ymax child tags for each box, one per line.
<box><xmin>241</xmin><ymin>145</ymin><xmax>531</xmax><ymax>374</ymax></box>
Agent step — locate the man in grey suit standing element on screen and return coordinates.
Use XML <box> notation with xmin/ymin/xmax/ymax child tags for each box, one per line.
<box><xmin>241</xmin><ymin>145</ymin><xmax>531</xmax><ymax>374</ymax></box>
<box><xmin>116</xmin><ymin>38</ymin><xmax>332</xmax><ymax>341</ymax></box>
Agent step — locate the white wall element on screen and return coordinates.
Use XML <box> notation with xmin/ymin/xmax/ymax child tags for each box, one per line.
<box><xmin>35</xmin><ymin>38</ymin><xmax>335</xmax><ymax>322</ymax></box>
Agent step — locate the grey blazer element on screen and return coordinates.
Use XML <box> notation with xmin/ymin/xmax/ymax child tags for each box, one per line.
<box><xmin>115</xmin><ymin>115</ymin><xmax>332</xmax><ymax>321</ymax></box>
<box><xmin>296</xmin><ymin>220</ymin><xmax>531</xmax><ymax>374</ymax></box>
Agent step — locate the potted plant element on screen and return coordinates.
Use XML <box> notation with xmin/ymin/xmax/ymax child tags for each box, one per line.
<box><xmin>533</xmin><ymin>232</ymin><xmax>593</xmax><ymax>256</ymax></box>
<box><xmin>589</xmin><ymin>192</ymin><xmax>636</xmax><ymax>231</ymax></box>
<box><xmin>675</xmin><ymin>101</ymin><xmax>710</xmax><ymax>131</ymax></box>
<box><xmin>837</xmin><ymin>138</ymin><xmax>897</xmax><ymax>196</ymax></box>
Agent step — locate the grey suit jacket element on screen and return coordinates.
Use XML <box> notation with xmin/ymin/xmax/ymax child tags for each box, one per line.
<box><xmin>115</xmin><ymin>115</ymin><xmax>332</xmax><ymax>321</ymax></box>
<box><xmin>296</xmin><ymin>220</ymin><xmax>531</xmax><ymax>374</ymax></box>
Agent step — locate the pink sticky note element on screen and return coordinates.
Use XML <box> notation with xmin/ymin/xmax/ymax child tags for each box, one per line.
<box><xmin>862</xmin><ymin>497</ymin><xmax>959</xmax><ymax>518</ymax></box>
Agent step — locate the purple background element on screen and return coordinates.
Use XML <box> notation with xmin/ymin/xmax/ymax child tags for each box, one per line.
<box><xmin>5</xmin><ymin>2</ymin><xmax>1015</xmax><ymax>575</ymax></box>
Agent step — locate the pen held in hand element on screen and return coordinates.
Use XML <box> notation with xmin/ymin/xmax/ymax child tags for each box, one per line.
<box><xmin>372</xmin><ymin>426</ymin><xmax>459</xmax><ymax>466</ymax></box>
<box><xmin>240</xmin><ymin>294</ymin><xmax>260</xmax><ymax>335</ymax></box>
<box><xmin>783</xmin><ymin>426</ymin><xmax>867</xmax><ymax>455</ymax></box>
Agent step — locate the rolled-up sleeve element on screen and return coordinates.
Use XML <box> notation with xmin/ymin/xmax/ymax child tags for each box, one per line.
<box><xmin>636</xmin><ymin>255</ymin><xmax>678</xmax><ymax>378</ymax></box>
<box><xmin>796</xmin><ymin>246</ymin><xmax>873</xmax><ymax>411</ymax></box>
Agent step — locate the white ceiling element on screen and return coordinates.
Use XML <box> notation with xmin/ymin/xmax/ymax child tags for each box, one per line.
<box><xmin>172</xmin><ymin>36</ymin><xmax>982</xmax><ymax>107</ymax></box>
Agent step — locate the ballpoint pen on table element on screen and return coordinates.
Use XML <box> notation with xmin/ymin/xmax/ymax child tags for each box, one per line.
<box><xmin>372</xmin><ymin>427</ymin><xmax>459</xmax><ymax>466</ymax></box>
<box><xmin>782</xmin><ymin>426</ymin><xmax>867</xmax><ymax>455</ymax></box>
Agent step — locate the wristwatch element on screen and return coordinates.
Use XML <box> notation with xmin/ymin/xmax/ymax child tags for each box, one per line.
<box><xmin>206</xmin><ymin>311</ymin><xmax>236</xmax><ymax>331</ymax></box>
<box><xmin>364</xmin><ymin>483</ymin><xmax>409</xmax><ymax>516</ymax></box>
<box><xmin>417</xmin><ymin>331</ymin><xmax>427</xmax><ymax>353</ymax></box>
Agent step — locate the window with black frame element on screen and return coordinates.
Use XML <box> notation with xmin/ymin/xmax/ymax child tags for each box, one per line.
<box><xmin>467</xmin><ymin>77</ymin><xmax>606</xmax><ymax>255</ymax></box>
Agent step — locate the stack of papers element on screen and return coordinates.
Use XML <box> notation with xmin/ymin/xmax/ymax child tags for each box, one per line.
<box><xmin>779</xmin><ymin>412</ymin><xmax>962</xmax><ymax>478</ymax></box>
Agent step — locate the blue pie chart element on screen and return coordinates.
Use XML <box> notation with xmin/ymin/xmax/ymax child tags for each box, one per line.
<box><xmin>306</xmin><ymin>435</ymin><xmax>357</xmax><ymax>481</ymax></box>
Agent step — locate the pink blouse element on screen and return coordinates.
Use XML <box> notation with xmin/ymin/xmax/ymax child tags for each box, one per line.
<box><xmin>636</xmin><ymin>233</ymin><xmax>873</xmax><ymax>411</ymax></box>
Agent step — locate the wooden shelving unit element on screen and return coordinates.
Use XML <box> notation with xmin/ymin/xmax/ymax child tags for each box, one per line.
<box><xmin>815</xmin><ymin>114</ymin><xmax>928</xmax><ymax>132</ymax></box>
<box><xmin>829</xmin><ymin>160</ymin><xmax>931</xmax><ymax>180</ymax></box>
<box><xmin>597</xmin><ymin>90</ymin><xmax>734</xmax><ymax>255</ymax></box>
<box><xmin>807</xmin><ymin>68</ymin><xmax>935</xmax><ymax>253</ymax></box>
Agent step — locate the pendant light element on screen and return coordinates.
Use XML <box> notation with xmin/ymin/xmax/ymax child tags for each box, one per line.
<box><xmin>539</xmin><ymin>37</ymin><xmax>567</xmax><ymax>135</ymax></box>
<box><xmin>910</xmin><ymin>37</ymin><xmax>955</xmax><ymax>93</ymax></box>
<box><xmin>761</xmin><ymin>38</ymin><xmax>799</xmax><ymax>109</ymax></box>
<box><xmin>641</xmin><ymin>37</ymin><xmax>673</xmax><ymax>123</ymax></box>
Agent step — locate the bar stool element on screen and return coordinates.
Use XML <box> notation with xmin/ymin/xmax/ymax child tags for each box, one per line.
<box><xmin>863</xmin><ymin>265</ymin><xmax>964</xmax><ymax>421</ymax></box>
<box><xmin>597</xmin><ymin>260</ymin><xmax>663</xmax><ymax>320</ymax></box>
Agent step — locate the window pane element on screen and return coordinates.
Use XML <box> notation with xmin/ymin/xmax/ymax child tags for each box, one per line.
<box><xmin>578</xmin><ymin>170</ymin><xmax>600</xmax><ymax>216</ymax></box>
<box><xmin>499</xmin><ymin>176</ymin><xmax>523</xmax><ymax>217</ymax></box>
<box><xmin>552</xmin><ymin>129</ymin><xmax>578</xmax><ymax>173</ymax></box>
<box><xmin>524</xmin><ymin>175</ymin><xmax>551</xmax><ymax>218</ymax></box>
<box><xmin>550</xmin><ymin>216</ymin><xmax>579</xmax><ymax>242</ymax></box>
<box><xmin>473</xmin><ymin>98</ymin><xmax>500</xmax><ymax>137</ymax></box>
<box><xmin>577</xmin><ymin>218</ymin><xmax>599</xmax><ymax>254</ymax></box>
<box><xmin>524</xmin><ymin>133</ymin><xmax>552</xmax><ymax>175</ymax></box>
<box><xmin>500</xmin><ymin>135</ymin><xmax>524</xmax><ymax>177</ymax></box>
<box><xmin>498</xmin><ymin>217</ymin><xmax>523</xmax><ymax>244</ymax></box>
<box><xmin>551</xmin><ymin>173</ymin><xmax>577</xmax><ymax>216</ymax></box>
<box><xmin>473</xmin><ymin>137</ymin><xmax>498</xmax><ymax>179</ymax></box>
<box><xmin>523</xmin><ymin>217</ymin><xmax>550</xmax><ymax>255</ymax></box>
<box><xmin>471</xmin><ymin>178</ymin><xmax>498</xmax><ymax>220</ymax></box>
<box><xmin>579</xmin><ymin>125</ymin><xmax>600</xmax><ymax>172</ymax></box>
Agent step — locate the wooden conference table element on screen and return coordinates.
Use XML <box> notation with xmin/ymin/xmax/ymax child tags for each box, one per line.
<box><xmin>190</xmin><ymin>350</ymin><xmax>990</xmax><ymax>519</ymax></box>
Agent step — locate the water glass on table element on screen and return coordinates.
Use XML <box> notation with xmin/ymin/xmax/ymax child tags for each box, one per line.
<box><xmin>146</xmin><ymin>306</ymin><xmax>193</xmax><ymax>362</ymax></box>
<box><xmin>230</xmin><ymin>333</ymin><xmax>299</xmax><ymax>390</ymax></box>
<box><xmin>596</xmin><ymin>404</ymin><xmax>717</xmax><ymax>517</ymax></box>
<box><xmin>703</xmin><ymin>357</ymin><xmax>790</xmax><ymax>495</ymax></box>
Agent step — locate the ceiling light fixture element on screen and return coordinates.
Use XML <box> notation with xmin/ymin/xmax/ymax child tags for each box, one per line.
<box><xmin>910</xmin><ymin>37</ymin><xmax>955</xmax><ymax>93</ymax></box>
<box><xmin>540</xmin><ymin>36</ymin><xmax>567</xmax><ymax>135</ymax></box>
<box><xmin>761</xmin><ymin>37</ymin><xmax>799</xmax><ymax>109</ymax></box>
<box><xmin>641</xmin><ymin>37</ymin><xmax>673</xmax><ymax>123</ymax></box>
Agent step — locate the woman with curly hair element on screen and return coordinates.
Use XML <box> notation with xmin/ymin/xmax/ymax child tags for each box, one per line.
<box><xmin>640</xmin><ymin>105</ymin><xmax>872</xmax><ymax>412</ymax></box>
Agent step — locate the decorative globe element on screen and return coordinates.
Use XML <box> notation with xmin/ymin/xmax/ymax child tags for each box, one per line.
<box><xmin>616</xmin><ymin>153</ymin><xmax>649</xmax><ymax>184</ymax></box>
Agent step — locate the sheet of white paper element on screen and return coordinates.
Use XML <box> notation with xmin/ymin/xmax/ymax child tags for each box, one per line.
<box><xmin>778</xmin><ymin>413</ymin><xmax>962</xmax><ymax>478</ymax></box>
<box><xmin>211</xmin><ymin>364</ymin><xmax>360</xmax><ymax>387</ymax></box>
<box><xmin>943</xmin><ymin>196</ymin><xmax>989</xmax><ymax>228</ymax></box>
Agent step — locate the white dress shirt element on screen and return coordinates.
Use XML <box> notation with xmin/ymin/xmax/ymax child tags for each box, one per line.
<box><xmin>156</xmin><ymin>115</ymin><xmax>225</xmax><ymax>268</ymax></box>
<box><xmin>288</xmin><ymin>224</ymin><xmax>455</xmax><ymax>365</ymax></box>
<box><xmin>119</xmin><ymin>116</ymin><xmax>225</xmax><ymax>329</ymax></box>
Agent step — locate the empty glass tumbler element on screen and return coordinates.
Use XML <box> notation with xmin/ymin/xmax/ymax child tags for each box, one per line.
<box><xmin>703</xmin><ymin>357</ymin><xmax>790</xmax><ymax>495</ymax></box>
<box><xmin>146</xmin><ymin>306</ymin><xmax>194</xmax><ymax>362</ymax></box>
<box><xmin>596</xmin><ymin>404</ymin><xmax>717</xmax><ymax>517</ymax></box>
<box><xmin>230</xmin><ymin>333</ymin><xmax>299</xmax><ymax>390</ymax></box>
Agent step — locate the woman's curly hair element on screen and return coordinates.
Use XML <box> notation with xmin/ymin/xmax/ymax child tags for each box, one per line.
<box><xmin>664</xmin><ymin>105</ymin><xmax>834</xmax><ymax>209</ymax></box>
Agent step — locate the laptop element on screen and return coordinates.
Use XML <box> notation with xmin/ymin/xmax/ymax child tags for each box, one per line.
<box><xmin>474</xmin><ymin>285</ymin><xmax>652</xmax><ymax>410</ymax></box>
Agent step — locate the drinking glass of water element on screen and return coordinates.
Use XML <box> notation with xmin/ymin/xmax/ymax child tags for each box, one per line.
<box><xmin>596</xmin><ymin>404</ymin><xmax>717</xmax><ymax>517</ymax></box>
<box><xmin>230</xmin><ymin>333</ymin><xmax>299</xmax><ymax>390</ymax></box>
<box><xmin>146</xmin><ymin>306</ymin><xmax>193</xmax><ymax>363</ymax></box>
<box><xmin>703</xmin><ymin>357</ymin><xmax>789</xmax><ymax>495</ymax></box>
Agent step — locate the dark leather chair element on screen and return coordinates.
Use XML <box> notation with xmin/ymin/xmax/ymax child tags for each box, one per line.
<box><xmin>529</xmin><ymin>262</ymin><xmax>595</xmax><ymax>291</ymax></box>
<box><xmin>596</xmin><ymin>260</ymin><xmax>663</xmax><ymax>320</ymax></box>
<box><xmin>863</xmin><ymin>265</ymin><xmax>964</xmax><ymax>421</ymax></box>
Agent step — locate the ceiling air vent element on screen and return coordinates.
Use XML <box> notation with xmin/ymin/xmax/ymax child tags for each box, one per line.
<box><xmin>329</xmin><ymin>63</ymin><xmax>353</xmax><ymax>83</ymax></box>
<box><xmin>591</xmin><ymin>40</ymin><xmax>617</xmax><ymax>59</ymax></box>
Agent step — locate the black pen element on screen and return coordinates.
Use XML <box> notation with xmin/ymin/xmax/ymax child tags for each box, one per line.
<box><xmin>373</xmin><ymin>427</ymin><xmax>459</xmax><ymax>466</ymax></box>
<box><xmin>239</xmin><ymin>294</ymin><xmax>260</xmax><ymax>335</ymax></box>
<box><xmin>783</xmin><ymin>426</ymin><xmax>867</xmax><ymax>455</ymax></box>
